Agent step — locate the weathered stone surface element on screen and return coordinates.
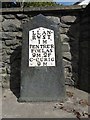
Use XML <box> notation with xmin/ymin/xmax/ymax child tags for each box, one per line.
<box><xmin>0</xmin><ymin>23</ymin><xmax>2</xmax><ymax>31</ymax></box>
<box><xmin>16</xmin><ymin>14</ymin><xmax>28</xmax><ymax>19</ymax></box>
<box><xmin>0</xmin><ymin>67</ymin><xmax>6</xmax><ymax>74</ymax></box>
<box><xmin>60</xmin><ymin>27</ymin><xmax>69</xmax><ymax>34</ymax></box>
<box><xmin>19</xmin><ymin>14</ymin><xmax>65</xmax><ymax>102</ymax></box>
<box><xmin>5</xmin><ymin>39</ymin><xmax>18</xmax><ymax>46</ymax></box>
<box><xmin>62</xmin><ymin>43</ymin><xmax>70</xmax><ymax>52</ymax></box>
<box><xmin>2</xmin><ymin>75</ymin><xmax>10</xmax><ymax>88</ymax></box>
<box><xmin>1</xmin><ymin>63</ymin><xmax>5</xmax><ymax>69</ymax></box>
<box><xmin>10</xmin><ymin>45</ymin><xmax>20</xmax><ymax>50</ymax></box>
<box><xmin>65</xmin><ymin>78</ymin><xmax>74</xmax><ymax>86</ymax></box>
<box><xmin>60</xmin><ymin>22</ymin><xmax>71</xmax><ymax>28</ymax></box>
<box><xmin>47</xmin><ymin>16</ymin><xmax>60</xmax><ymax>24</ymax></box>
<box><xmin>61</xmin><ymin>16</ymin><xmax>76</xmax><ymax>24</ymax></box>
<box><xmin>0</xmin><ymin>15</ymin><xmax>4</xmax><ymax>22</ymax></box>
<box><xmin>0</xmin><ymin>62</ymin><xmax>3</xmax><ymax>68</ymax></box>
<box><xmin>3</xmin><ymin>14</ymin><xmax>15</xmax><ymax>19</ymax></box>
<box><xmin>60</xmin><ymin>34</ymin><xmax>69</xmax><ymax>42</ymax></box>
<box><xmin>2</xmin><ymin>19</ymin><xmax>21</xmax><ymax>32</ymax></box>
<box><xmin>0</xmin><ymin>68</ymin><xmax>2</xmax><ymax>74</ymax></box>
<box><xmin>2</xmin><ymin>55</ymin><xmax>10</xmax><ymax>63</ymax></box>
<box><xmin>1</xmin><ymin>32</ymin><xmax>16</xmax><ymax>40</ymax></box>
<box><xmin>16</xmin><ymin>32</ymin><xmax>22</xmax><ymax>39</ymax></box>
<box><xmin>6</xmin><ymin>65</ymin><xmax>11</xmax><ymax>74</ymax></box>
<box><xmin>63</xmin><ymin>52</ymin><xmax>72</xmax><ymax>60</ymax></box>
<box><xmin>22</xmin><ymin>18</ymin><xmax>30</xmax><ymax>23</ymax></box>
<box><xmin>6</xmin><ymin>49</ymin><xmax>13</xmax><ymax>55</ymax></box>
<box><xmin>63</xmin><ymin>59</ymin><xmax>71</xmax><ymax>67</ymax></box>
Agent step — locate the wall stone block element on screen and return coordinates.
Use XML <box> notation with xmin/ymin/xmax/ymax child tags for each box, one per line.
<box><xmin>16</xmin><ymin>32</ymin><xmax>22</xmax><ymax>39</ymax></box>
<box><xmin>62</xmin><ymin>42</ymin><xmax>70</xmax><ymax>52</ymax></box>
<box><xmin>3</xmin><ymin>14</ymin><xmax>15</xmax><ymax>19</ymax></box>
<box><xmin>5</xmin><ymin>39</ymin><xmax>18</xmax><ymax>46</ymax></box>
<box><xmin>1</xmin><ymin>32</ymin><xmax>16</xmax><ymax>40</ymax></box>
<box><xmin>61</xmin><ymin>15</ymin><xmax>77</xmax><ymax>24</ymax></box>
<box><xmin>63</xmin><ymin>52</ymin><xmax>72</xmax><ymax>60</ymax></box>
<box><xmin>60</xmin><ymin>22</ymin><xmax>71</xmax><ymax>28</ymax></box>
<box><xmin>6</xmin><ymin>49</ymin><xmax>14</xmax><ymax>55</ymax></box>
<box><xmin>60</xmin><ymin>34</ymin><xmax>69</xmax><ymax>42</ymax></box>
<box><xmin>16</xmin><ymin>14</ymin><xmax>28</xmax><ymax>19</ymax></box>
<box><xmin>0</xmin><ymin>15</ymin><xmax>4</xmax><ymax>22</ymax></box>
<box><xmin>59</xmin><ymin>27</ymin><xmax>69</xmax><ymax>34</ymax></box>
<box><xmin>47</xmin><ymin>16</ymin><xmax>60</xmax><ymax>24</ymax></box>
<box><xmin>2</xmin><ymin>19</ymin><xmax>21</xmax><ymax>32</ymax></box>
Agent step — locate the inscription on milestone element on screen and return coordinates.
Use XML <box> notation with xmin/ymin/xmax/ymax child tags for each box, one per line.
<box><xmin>29</xmin><ymin>27</ymin><xmax>55</xmax><ymax>67</ymax></box>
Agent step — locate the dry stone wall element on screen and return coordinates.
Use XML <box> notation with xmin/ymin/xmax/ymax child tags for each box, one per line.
<box><xmin>0</xmin><ymin>6</ymin><xmax>87</xmax><ymax>91</ymax></box>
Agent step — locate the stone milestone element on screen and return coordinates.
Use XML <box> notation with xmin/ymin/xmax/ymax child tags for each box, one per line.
<box><xmin>19</xmin><ymin>14</ymin><xmax>65</xmax><ymax>102</ymax></box>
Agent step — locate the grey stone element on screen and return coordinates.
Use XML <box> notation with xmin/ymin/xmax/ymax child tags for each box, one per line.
<box><xmin>65</xmin><ymin>78</ymin><xmax>74</xmax><ymax>86</ymax></box>
<box><xmin>64</xmin><ymin>66</ymin><xmax>72</xmax><ymax>77</ymax></box>
<box><xmin>0</xmin><ymin>15</ymin><xmax>4</xmax><ymax>22</ymax></box>
<box><xmin>63</xmin><ymin>59</ymin><xmax>71</xmax><ymax>67</ymax></box>
<box><xmin>10</xmin><ymin>45</ymin><xmax>19</xmax><ymax>50</ymax></box>
<box><xmin>2</xmin><ymin>75</ymin><xmax>10</xmax><ymax>88</ymax></box>
<box><xmin>0</xmin><ymin>67</ymin><xmax>6</xmax><ymax>74</ymax></box>
<box><xmin>6</xmin><ymin>66</ymin><xmax>11</xmax><ymax>74</ymax></box>
<box><xmin>60</xmin><ymin>22</ymin><xmax>71</xmax><ymax>28</ymax></box>
<box><xmin>2</xmin><ymin>19</ymin><xmax>21</xmax><ymax>32</ymax></box>
<box><xmin>60</xmin><ymin>34</ymin><xmax>69</xmax><ymax>42</ymax></box>
<box><xmin>1</xmin><ymin>32</ymin><xmax>16</xmax><ymax>40</ymax></box>
<box><xmin>0</xmin><ymin>41</ymin><xmax>2</xmax><ymax>49</ymax></box>
<box><xmin>63</xmin><ymin>52</ymin><xmax>72</xmax><ymax>60</ymax></box>
<box><xmin>0</xmin><ymin>68</ymin><xmax>2</xmax><ymax>74</ymax></box>
<box><xmin>2</xmin><ymin>45</ymin><xmax>10</xmax><ymax>51</ymax></box>
<box><xmin>16</xmin><ymin>14</ymin><xmax>28</xmax><ymax>19</ymax></box>
<box><xmin>3</xmin><ymin>14</ymin><xmax>15</xmax><ymax>19</ymax></box>
<box><xmin>62</xmin><ymin>42</ymin><xmax>70</xmax><ymax>52</ymax></box>
<box><xmin>6</xmin><ymin>49</ymin><xmax>13</xmax><ymax>55</ymax></box>
<box><xmin>19</xmin><ymin>14</ymin><xmax>65</xmax><ymax>102</ymax></box>
<box><xmin>64</xmin><ymin>66</ymin><xmax>73</xmax><ymax>86</ymax></box>
<box><xmin>2</xmin><ymin>54</ymin><xmax>10</xmax><ymax>62</ymax></box>
<box><xmin>61</xmin><ymin>16</ymin><xmax>76</xmax><ymax>24</ymax></box>
<box><xmin>22</xmin><ymin>18</ymin><xmax>29</xmax><ymax>23</ymax></box>
<box><xmin>47</xmin><ymin>16</ymin><xmax>60</xmax><ymax>24</ymax></box>
<box><xmin>0</xmin><ymin>62</ymin><xmax>5</xmax><ymax>67</ymax></box>
<box><xmin>59</xmin><ymin>27</ymin><xmax>69</xmax><ymax>34</ymax></box>
<box><xmin>16</xmin><ymin>32</ymin><xmax>22</xmax><ymax>39</ymax></box>
<box><xmin>5</xmin><ymin>39</ymin><xmax>18</xmax><ymax>46</ymax></box>
<box><xmin>0</xmin><ymin>23</ymin><xmax>2</xmax><ymax>31</ymax></box>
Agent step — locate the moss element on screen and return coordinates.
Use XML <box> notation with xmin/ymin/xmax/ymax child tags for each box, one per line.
<box><xmin>24</xmin><ymin>2</ymin><xmax>63</xmax><ymax>7</ymax></box>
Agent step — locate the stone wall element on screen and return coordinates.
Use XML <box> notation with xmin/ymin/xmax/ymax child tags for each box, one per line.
<box><xmin>0</xmin><ymin>6</ymin><xmax>88</xmax><ymax>93</ymax></box>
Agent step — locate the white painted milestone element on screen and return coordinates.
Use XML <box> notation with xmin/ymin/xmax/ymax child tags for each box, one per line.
<box><xmin>29</xmin><ymin>27</ymin><xmax>55</xmax><ymax>67</ymax></box>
